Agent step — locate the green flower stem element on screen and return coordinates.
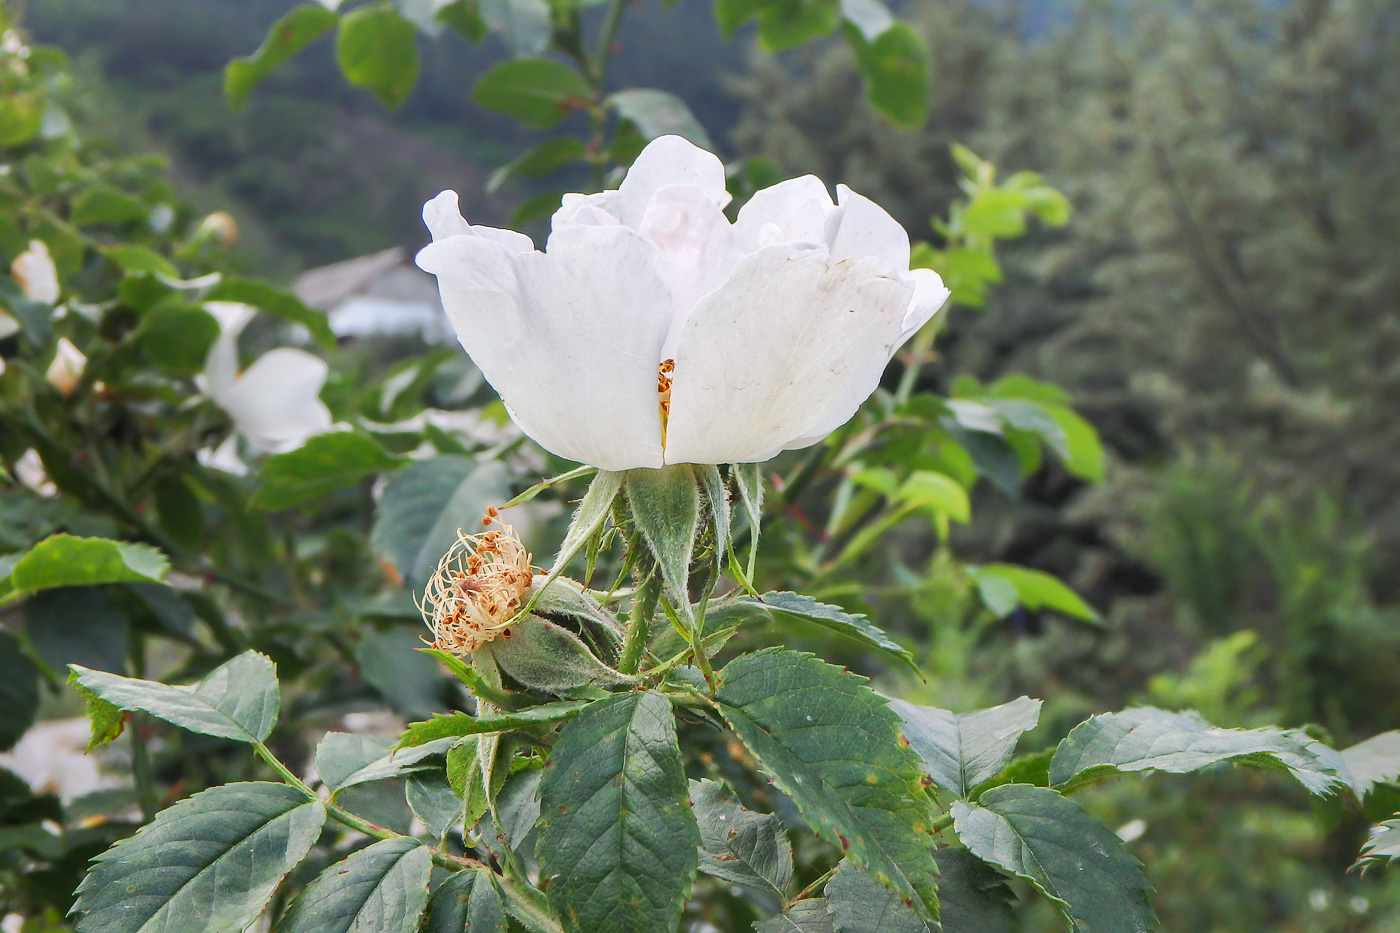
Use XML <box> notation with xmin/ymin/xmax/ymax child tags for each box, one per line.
<box><xmin>252</xmin><ymin>740</ymin><xmax>482</xmax><ymax>873</ymax></box>
<box><xmin>660</xmin><ymin>596</ymin><xmax>716</xmax><ymax>692</ymax></box>
<box><xmin>127</xmin><ymin>631</ymin><xmax>158</xmax><ymax>822</ymax></box>
<box><xmin>788</xmin><ymin>864</ymin><xmax>838</xmax><ymax>907</ymax></box>
<box><xmin>618</xmin><ymin>571</ymin><xmax>660</xmax><ymax>676</ymax></box>
<box><xmin>129</xmin><ymin>714</ymin><xmax>158</xmax><ymax>822</ymax></box>
<box><xmin>929</xmin><ymin>812</ymin><xmax>954</xmax><ymax>834</ymax></box>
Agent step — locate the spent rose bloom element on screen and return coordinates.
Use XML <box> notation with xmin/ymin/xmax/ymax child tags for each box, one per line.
<box><xmin>200</xmin><ymin>301</ymin><xmax>332</xmax><ymax>456</ymax></box>
<box><xmin>415</xmin><ymin>135</ymin><xmax>949</xmax><ymax>472</ymax></box>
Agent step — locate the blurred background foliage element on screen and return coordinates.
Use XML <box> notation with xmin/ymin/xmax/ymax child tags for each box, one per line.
<box><xmin>4</xmin><ymin>0</ymin><xmax>1400</xmax><ymax>928</ymax></box>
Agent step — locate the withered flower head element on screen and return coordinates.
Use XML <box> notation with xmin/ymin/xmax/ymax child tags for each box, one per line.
<box><xmin>419</xmin><ymin>511</ymin><xmax>536</xmax><ymax>656</ymax></box>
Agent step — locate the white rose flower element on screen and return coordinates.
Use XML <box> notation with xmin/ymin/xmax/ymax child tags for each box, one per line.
<box><xmin>415</xmin><ymin>135</ymin><xmax>949</xmax><ymax>472</ymax></box>
<box><xmin>200</xmin><ymin>301</ymin><xmax>332</xmax><ymax>456</ymax></box>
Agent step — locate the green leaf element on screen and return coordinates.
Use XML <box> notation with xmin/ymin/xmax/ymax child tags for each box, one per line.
<box><xmin>624</xmin><ymin>465</ymin><xmax>700</xmax><ymax>619</ymax></box>
<box><xmin>105</xmin><ymin>245</ymin><xmax>179</xmax><ymax>278</ymax></box>
<box><xmin>756</xmin><ymin>900</ymin><xmax>835</xmax><ymax>933</ymax></box>
<box><xmin>487</xmin><ymin>137</ymin><xmax>586</xmax><ymax>193</ymax></box>
<box><xmin>0</xmin><ymin>89</ymin><xmax>41</xmax><ymax>147</ymax></box>
<box><xmin>1043</xmin><ymin>404</ymin><xmax>1104</xmax><ymax>482</ymax></box>
<box><xmin>0</xmin><ymin>631</ymin><xmax>39</xmax><ymax>752</ymax></box>
<box><xmin>406</xmin><ymin>772</ymin><xmax>461</xmax><ymax>840</ymax></box>
<box><xmin>355</xmin><ymin>629</ymin><xmax>448</xmax><ymax>719</ymax></box>
<box><xmin>1048</xmin><ymin>707</ymin><xmax>1351</xmax><ymax>797</ymax></box>
<box><xmin>397</xmin><ymin>701</ymin><xmax>587</xmax><ymax>747</ymax></box>
<box><xmin>887</xmin><ymin>696</ymin><xmax>1042</xmax><ymax>797</ymax></box>
<box><xmin>436</xmin><ymin>0</ymin><xmax>489</xmax><ymax>42</ymax></box>
<box><xmin>952</xmin><ymin>784</ymin><xmax>1155</xmax><ymax>933</ymax></box>
<box><xmin>510</xmin><ymin>189</ymin><xmax>564</xmax><ymax>227</ymax></box>
<box><xmin>253</xmin><ymin>432</ymin><xmax>407</xmax><ymax>510</ymax></box>
<box><xmin>0</xmin><ymin>276</ymin><xmax>54</xmax><ymax>348</ymax></box>
<box><xmin>1356</xmin><ymin>819</ymin><xmax>1400</xmax><ymax>873</ymax></box>
<box><xmin>488</xmin><ymin>766</ymin><xmax>542</xmax><ymax>850</ymax></box>
<box><xmin>2</xmin><ymin>534</ymin><xmax>168</xmax><ymax>602</ymax></box>
<box><xmin>70</xmin><ymin>650</ymin><xmax>279</xmax><ymax>744</ymax></box>
<box><xmin>715</xmin><ymin>649</ymin><xmax>940</xmax><ymax>916</ymax></box>
<box><xmin>336</xmin><ymin>4</ymin><xmax>420</xmax><ymax>109</ymax></box>
<box><xmin>755</xmin><ymin>0</ymin><xmax>841</xmax><ymax>51</ymax></box>
<box><xmin>933</xmin><ymin>848</ymin><xmax>1015</xmax><ymax>933</ymax></box>
<box><xmin>203</xmin><ymin>277</ymin><xmax>336</xmax><ymax>348</ymax></box>
<box><xmin>609</xmin><ymin>88</ymin><xmax>713</xmax><ymax>149</ymax></box>
<box><xmin>537</xmin><ymin>691</ymin><xmax>698</xmax><ymax>933</ymax></box>
<box><xmin>897</xmin><ymin>470</ymin><xmax>971</xmax><ymax>523</ymax></box>
<box><xmin>447</xmin><ymin>737</ymin><xmax>490</xmax><ymax>831</ymax></box>
<box><xmin>689</xmin><ymin>778</ymin><xmax>792</xmax><ymax>899</ymax></box>
<box><xmin>70</xmin><ymin>184</ymin><xmax>148</xmax><ymax>227</ymax></box>
<box><xmin>496</xmin><ymin>876</ymin><xmax>566</xmax><ymax>933</ymax></box>
<box><xmin>225</xmin><ymin>4</ymin><xmax>338</xmax><ymax>108</ymax></box>
<box><xmin>472</xmin><ymin>58</ymin><xmax>591</xmax><ymax>129</ymax></box>
<box><xmin>66</xmin><ymin>669</ymin><xmax>124</xmax><ymax>751</ymax></box>
<box><xmin>372</xmin><ymin>457</ymin><xmax>511</xmax><ymax>586</ymax></box>
<box><xmin>314</xmin><ymin>733</ymin><xmax>458</xmax><ymax>792</ymax></box>
<box><xmin>970</xmin><ymin>564</ymin><xmax>1099</xmax><ymax>623</ymax></box>
<box><xmin>26</xmin><ymin>585</ymin><xmax>128</xmax><ymax>675</ymax></box>
<box><xmin>826</xmin><ymin>860</ymin><xmax>935</xmax><ymax>932</ymax></box>
<box><xmin>280</xmin><ymin>837</ymin><xmax>432</xmax><ymax>933</ymax></box>
<box><xmin>846</xmin><ymin>22</ymin><xmax>928</xmax><ymax>128</ymax></box>
<box><xmin>424</xmin><ymin>868</ymin><xmax>508</xmax><ymax>933</ymax></box>
<box><xmin>747</xmin><ymin>591</ymin><xmax>917</xmax><ymax>675</ymax></box>
<box><xmin>71</xmin><ymin>782</ymin><xmax>324</xmax><ymax>933</ymax></box>
<box><xmin>138</xmin><ymin>303</ymin><xmax>220</xmax><ymax>376</ymax></box>
<box><xmin>1342</xmin><ymin>731</ymin><xmax>1400</xmax><ymax>799</ymax></box>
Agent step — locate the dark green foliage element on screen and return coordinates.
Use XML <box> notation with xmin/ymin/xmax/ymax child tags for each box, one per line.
<box><xmin>715</xmin><ymin>649</ymin><xmax>941</xmax><ymax>917</ymax></box>
<box><xmin>537</xmin><ymin>691</ymin><xmax>698</xmax><ymax>933</ymax></box>
<box><xmin>71</xmin><ymin>782</ymin><xmax>325</xmax><ymax>933</ymax></box>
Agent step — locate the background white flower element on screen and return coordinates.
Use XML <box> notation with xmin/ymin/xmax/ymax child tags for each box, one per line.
<box><xmin>200</xmin><ymin>301</ymin><xmax>332</xmax><ymax>457</ymax></box>
<box><xmin>416</xmin><ymin>135</ymin><xmax>949</xmax><ymax>472</ymax></box>
<box><xmin>45</xmin><ymin>337</ymin><xmax>85</xmax><ymax>395</ymax></box>
<box><xmin>2</xmin><ymin>238</ymin><xmax>60</xmax><ymax>340</ymax></box>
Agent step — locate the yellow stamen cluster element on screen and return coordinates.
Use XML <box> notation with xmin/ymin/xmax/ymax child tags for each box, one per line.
<box><xmin>657</xmin><ymin>358</ymin><xmax>675</xmax><ymax>444</ymax></box>
<box><xmin>419</xmin><ymin>510</ymin><xmax>536</xmax><ymax>656</ymax></box>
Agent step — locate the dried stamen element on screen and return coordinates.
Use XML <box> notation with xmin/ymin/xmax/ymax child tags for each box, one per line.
<box><xmin>418</xmin><ymin>514</ymin><xmax>536</xmax><ymax>657</ymax></box>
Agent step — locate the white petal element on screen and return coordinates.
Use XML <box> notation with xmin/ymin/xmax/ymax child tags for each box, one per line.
<box><xmin>201</xmin><ymin>301</ymin><xmax>257</xmax><ymax>401</ymax></box>
<box><xmin>638</xmin><ymin>183</ymin><xmax>741</xmax><ymax>355</ymax></box>
<box><xmin>664</xmin><ymin>244</ymin><xmax>912</xmax><ymax>464</ymax></box>
<box><xmin>901</xmin><ymin>267</ymin><xmax>950</xmax><ymax>343</ymax></box>
<box><xmin>0</xmin><ymin>309</ymin><xmax>18</xmax><ymax>340</ymax></box>
<box><xmin>828</xmin><ymin>184</ymin><xmax>910</xmax><ymax>273</ymax></box>
<box><xmin>221</xmin><ymin>348</ymin><xmax>331</xmax><ymax>451</ymax></box>
<box><xmin>615</xmin><ymin>135</ymin><xmax>730</xmax><ymax>228</ymax></box>
<box><xmin>417</xmin><ymin>225</ymin><xmax>673</xmax><ymax>471</ymax></box>
<box><xmin>552</xmin><ymin>191</ymin><xmax>624</xmax><ymax>229</ymax></box>
<box><xmin>423</xmin><ymin>190</ymin><xmax>534</xmax><ymax>252</ymax></box>
<box><xmin>11</xmin><ymin>240</ymin><xmax>59</xmax><ymax>305</ymax></box>
<box><xmin>732</xmin><ymin>175</ymin><xmax>833</xmax><ymax>252</ymax></box>
<box><xmin>45</xmin><ymin>338</ymin><xmax>86</xmax><ymax>396</ymax></box>
<box><xmin>198</xmin><ymin>436</ymin><xmax>248</xmax><ymax>476</ymax></box>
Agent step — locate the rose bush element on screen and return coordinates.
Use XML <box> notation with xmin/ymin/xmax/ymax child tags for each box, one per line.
<box><xmin>416</xmin><ymin>135</ymin><xmax>950</xmax><ymax>471</ymax></box>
